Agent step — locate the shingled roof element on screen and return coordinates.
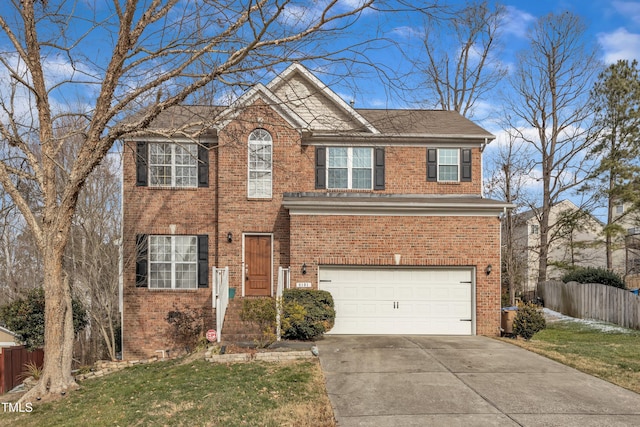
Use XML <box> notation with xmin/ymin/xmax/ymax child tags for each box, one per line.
<box><xmin>141</xmin><ymin>105</ymin><xmax>493</xmax><ymax>140</ymax></box>
<box><xmin>357</xmin><ymin>109</ymin><xmax>494</xmax><ymax>138</ymax></box>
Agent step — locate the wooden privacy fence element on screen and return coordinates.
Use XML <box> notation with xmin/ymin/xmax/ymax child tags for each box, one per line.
<box><xmin>0</xmin><ymin>346</ymin><xmax>44</xmax><ymax>394</ymax></box>
<box><xmin>539</xmin><ymin>280</ymin><xmax>640</xmax><ymax>330</ymax></box>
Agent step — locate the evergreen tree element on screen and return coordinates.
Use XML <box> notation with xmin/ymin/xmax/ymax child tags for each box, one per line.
<box><xmin>589</xmin><ymin>60</ymin><xmax>640</xmax><ymax>270</ymax></box>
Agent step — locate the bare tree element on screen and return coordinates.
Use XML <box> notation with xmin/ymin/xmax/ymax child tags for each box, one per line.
<box><xmin>412</xmin><ymin>1</ymin><xmax>506</xmax><ymax>118</ymax></box>
<box><xmin>0</xmin><ymin>0</ymin><xmax>374</xmax><ymax>402</ymax></box>
<box><xmin>485</xmin><ymin>133</ymin><xmax>534</xmax><ymax>305</ymax></box>
<box><xmin>503</xmin><ymin>12</ymin><xmax>601</xmax><ymax>285</ymax></box>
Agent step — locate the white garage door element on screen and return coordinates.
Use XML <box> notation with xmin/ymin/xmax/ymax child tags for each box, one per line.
<box><xmin>319</xmin><ymin>266</ymin><xmax>474</xmax><ymax>335</ymax></box>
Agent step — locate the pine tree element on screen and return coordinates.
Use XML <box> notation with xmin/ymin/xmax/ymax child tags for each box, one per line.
<box><xmin>589</xmin><ymin>60</ymin><xmax>640</xmax><ymax>270</ymax></box>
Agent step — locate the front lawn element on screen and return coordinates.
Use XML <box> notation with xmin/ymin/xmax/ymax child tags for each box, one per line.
<box><xmin>0</xmin><ymin>359</ymin><xmax>334</xmax><ymax>426</ymax></box>
<box><xmin>502</xmin><ymin>317</ymin><xmax>640</xmax><ymax>394</ymax></box>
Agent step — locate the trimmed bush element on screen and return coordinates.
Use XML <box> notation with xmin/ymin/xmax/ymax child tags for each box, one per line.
<box><xmin>561</xmin><ymin>267</ymin><xmax>625</xmax><ymax>289</ymax></box>
<box><xmin>282</xmin><ymin>289</ymin><xmax>335</xmax><ymax>341</ymax></box>
<box><xmin>513</xmin><ymin>302</ymin><xmax>546</xmax><ymax>340</ymax></box>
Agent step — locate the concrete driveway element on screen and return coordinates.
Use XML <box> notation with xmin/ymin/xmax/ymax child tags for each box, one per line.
<box><xmin>317</xmin><ymin>335</ymin><xmax>640</xmax><ymax>426</ymax></box>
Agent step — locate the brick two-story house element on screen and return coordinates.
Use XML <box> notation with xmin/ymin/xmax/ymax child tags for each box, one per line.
<box><xmin>121</xmin><ymin>64</ymin><xmax>511</xmax><ymax>359</ymax></box>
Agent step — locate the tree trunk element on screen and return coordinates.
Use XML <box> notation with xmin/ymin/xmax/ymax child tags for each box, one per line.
<box><xmin>606</xmin><ymin>173</ymin><xmax>614</xmax><ymax>270</ymax></box>
<box><xmin>19</xmin><ymin>243</ymin><xmax>78</xmax><ymax>402</ymax></box>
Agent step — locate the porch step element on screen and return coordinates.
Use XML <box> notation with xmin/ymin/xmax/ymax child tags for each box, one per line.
<box><xmin>219</xmin><ymin>298</ymin><xmax>267</xmax><ymax>343</ymax></box>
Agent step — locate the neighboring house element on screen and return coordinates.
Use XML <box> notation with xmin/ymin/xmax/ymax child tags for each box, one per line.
<box><xmin>0</xmin><ymin>326</ymin><xmax>18</xmax><ymax>349</ymax></box>
<box><xmin>121</xmin><ymin>64</ymin><xmax>511</xmax><ymax>359</ymax></box>
<box><xmin>513</xmin><ymin>200</ymin><xmax>606</xmax><ymax>293</ymax></box>
<box><xmin>613</xmin><ymin>202</ymin><xmax>640</xmax><ymax>286</ymax></box>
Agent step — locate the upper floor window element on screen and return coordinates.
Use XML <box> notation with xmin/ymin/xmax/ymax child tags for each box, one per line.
<box><xmin>149</xmin><ymin>142</ymin><xmax>198</xmax><ymax>188</ymax></box>
<box><xmin>615</xmin><ymin>204</ymin><xmax>624</xmax><ymax>215</ymax></box>
<box><xmin>427</xmin><ymin>148</ymin><xmax>472</xmax><ymax>183</ymax></box>
<box><xmin>530</xmin><ymin>224</ymin><xmax>540</xmax><ymax>235</ymax></box>
<box><xmin>328</xmin><ymin>147</ymin><xmax>373</xmax><ymax>189</ymax></box>
<box><xmin>248</xmin><ymin>129</ymin><xmax>272</xmax><ymax>198</ymax></box>
<box><xmin>315</xmin><ymin>146</ymin><xmax>385</xmax><ymax>190</ymax></box>
<box><xmin>136</xmin><ymin>141</ymin><xmax>209</xmax><ymax>188</ymax></box>
<box><xmin>438</xmin><ymin>149</ymin><xmax>459</xmax><ymax>182</ymax></box>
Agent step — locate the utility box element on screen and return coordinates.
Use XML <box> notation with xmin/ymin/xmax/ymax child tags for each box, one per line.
<box><xmin>501</xmin><ymin>307</ymin><xmax>518</xmax><ymax>336</ymax></box>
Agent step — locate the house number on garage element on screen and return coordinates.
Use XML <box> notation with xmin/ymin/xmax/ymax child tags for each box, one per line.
<box><xmin>296</xmin><ymin>282</ymin><xmax>312</xmax><ymax>288</ymax></box>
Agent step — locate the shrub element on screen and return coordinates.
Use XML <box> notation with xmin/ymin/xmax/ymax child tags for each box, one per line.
<box><xmin>240</xmin><ymin>298</ymin><xmax>277</xmax><ymax>347</ymax></box>
<box><xmin>0</xmin><ymin>287</ymin><xmax>87</xmax><ymax>350</ymax></box>
<box><xmin>282</xmin><ymin>289</ymin><xmax>335</xmax><ymax>341</ymax></box>
<box><xmin>165</xmin><ymin>304</ymin><xmax>205</xmax><ymax>353</ymax></box>
<box><xmin>561</xmin><ymin>267</ymin><xmax>625</xmax><ymax>289</ymax></box>
<box><xmin>513</xmin><ymin>302</ymin><xmax>546</xmax><ymax>340</ymax></box>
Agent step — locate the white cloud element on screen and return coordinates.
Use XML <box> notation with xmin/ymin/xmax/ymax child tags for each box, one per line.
<box><xmin>500</xmin><ymin>6</ymin><xmax>536</xmax><ymax>39</ymax></box>
<box><xmin>598</xmin><ymin>27</ymin><xmax>640</xmax><ymax>63</ymax></box>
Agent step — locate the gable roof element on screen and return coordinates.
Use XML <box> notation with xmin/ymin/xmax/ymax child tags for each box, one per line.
<box><xmin>134</xmin><ymin>64</ymin><xmax>494</xmax><ymax>142</ymax></box>
<box><xmin>267</xmin><ymin>63</ymin><xmax>379</xmax><ymax>134</ymax></box>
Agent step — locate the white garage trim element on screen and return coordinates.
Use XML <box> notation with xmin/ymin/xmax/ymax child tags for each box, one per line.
<box><xmin>319</xmin><ymin>266</ymin><xmax>475</xmax><ymax>335</ymax></box>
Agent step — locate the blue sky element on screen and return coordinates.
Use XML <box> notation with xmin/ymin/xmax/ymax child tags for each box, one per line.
<box><xmin>329</xmin><ymin>0</ymin><xmax>640</xmax><ymax>116</ymax></box>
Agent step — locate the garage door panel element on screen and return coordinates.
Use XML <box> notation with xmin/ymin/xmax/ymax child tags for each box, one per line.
<box><xmin>320</xmin><ymin>267</ymin><xmax>473</xmax><ymax>335</ymax></box>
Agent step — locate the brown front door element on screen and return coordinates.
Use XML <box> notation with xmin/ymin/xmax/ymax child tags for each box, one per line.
<box><xmin>244</xmin><ymin>235</ymin><xmax>272</xmax><ymax>296</ymax></box>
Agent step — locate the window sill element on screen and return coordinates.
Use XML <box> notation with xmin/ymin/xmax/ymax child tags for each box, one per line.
<box><xmin>146</xmin><ymin>186</ymin><xmax>199</xmax><ymax>191</ymax></box>
<box><xmin>326</xmin><ymin>188</ymin><xmax>375</xmax><ymax>193</ymax></box>
<box><xmin>147</xmin><ymin>287</ymin><xmax>199</xmax><ymax>292</ymax></box>
<box><xmin>436</xmin><ymin>181</ymin><xmax>461</xmax><ymax>185</ymax></box>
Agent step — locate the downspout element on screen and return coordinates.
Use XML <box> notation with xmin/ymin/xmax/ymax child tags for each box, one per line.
<box><xmin>480</xmin><ymin>137</ymin><xmax>488</xmax><ymax>198</ymax></box>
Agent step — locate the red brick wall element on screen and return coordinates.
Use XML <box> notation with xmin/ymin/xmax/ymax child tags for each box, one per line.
<box><xmin>296</xmin><ymin>145</ymin><xmax>482</xmax><ymax>195</ymax></box>
<box><xmin>122</xmin><ymin>99</ymin><xmax>499</xmax><ymax>359</ymax></box>
<box><xmin>288</xmin><ymin>215</ymin><xmax>502</xmax><ymax>336</ymax></box>
<box><xmin>121</xmin><ymin>140</ymin><xmax>217</xmax><ymax>359</ymax></box>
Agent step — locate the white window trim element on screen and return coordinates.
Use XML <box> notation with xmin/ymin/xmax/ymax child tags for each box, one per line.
<box><xmin>327</xmin><ymin>147</ymin><xmax>373</xmax><ymax>189</ymax></box>
<box><xmin>149</xmin><ymin>235</ymin><xmax>198</xmax><ymax>290</ymax></box>
<box><xmin>437</xmin><ymin>148</ymin><xmax>460</xmax><ymax>182</ymax></box>
<box><xmin>247</xmin><ymin>129</ymin><xmax>273</xmax><ymax>199</ymax></box>
<box><xmin>148</xmin><ymin>142</ymin><xmax>198</xmax><ymax>188</ymax></box>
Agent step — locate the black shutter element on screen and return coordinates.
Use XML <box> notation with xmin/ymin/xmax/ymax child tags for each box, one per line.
<box><xmin>197</xmin><ymin>235</ymin><xmax>209</xmax><ymax>288</ymax></box>
<box><xmin>136</xmin><ymin>142</ymin><xmax>148</xmax><ymax>186</ymax></box>
<box><xmin>315</xmin><ymin>147</ymin><xmax>326</xmax><ymax>189</ymax></box>
<box><xmin>461</xmin><ymin>148</ymin><xmax>472</xmax><ymax>182</ymax></box>
<box><xmin>427</xmin><ymin>148</ymin><xmax>437</xmax><ymax>182</ymax></box>
<box><xmin>374</xmin><ymin>147</ymin><xmax>385</xmax><ymax>190</ymax></box>
<box><xmin>135</xmin><ymin>234</ymin><xmax>148</xmax><ymax>287</ymax></box>
<box><xmin>198</xmin><ymin>142</ymin><xmax>209</xmax><ymax>188</ymax></box>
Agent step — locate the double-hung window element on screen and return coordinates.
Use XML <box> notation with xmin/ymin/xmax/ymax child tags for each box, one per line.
<box><xmin>148</xmin><ymin>235</ymin><xmax>198</xmax><ymax>289</ymax></box>
<box><xmin>327</xmin><ymin>147</ymin><xmax>373</xmax><ymax>189</ymax></box>
<box><xmin>427</xmin><ymin>148</ymin><xmax>472</xmax><ymax>183</ymax></box>
<box><xmin>149</xmin><ymin>143</ymin><xmax>198</xmax><ymax>187</ymax></box>
<box><xmin>248</xmin><ymin>129</ymin><xmax>272</xmax><ymax>198</ymax></box>
<box><xmin>438</xmin><ymin>149</ymin><xmax>459</xmax><ymax>182</ymax></box>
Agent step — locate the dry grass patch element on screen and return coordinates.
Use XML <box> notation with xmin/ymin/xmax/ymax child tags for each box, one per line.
<box><xmin>0</xmin><ymin>358</ymin><xmax>335</xmax><ymax>426</ymax></box>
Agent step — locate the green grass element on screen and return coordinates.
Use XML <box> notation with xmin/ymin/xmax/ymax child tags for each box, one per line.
<box><xmin>0</xmin><ymin>359</ymin><xmax>334</xmax><ymax>426</ymax></box>
<box><xmin>502</xmin><ymin>319</ymin><xmax>640</xmax><ymax>393</ymax></box>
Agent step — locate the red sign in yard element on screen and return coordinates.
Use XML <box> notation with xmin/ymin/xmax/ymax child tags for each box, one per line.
<box><xmin>206</xmin><ymin>329</ymin><xmax>217</xmax><ymax>342</ymax></box>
